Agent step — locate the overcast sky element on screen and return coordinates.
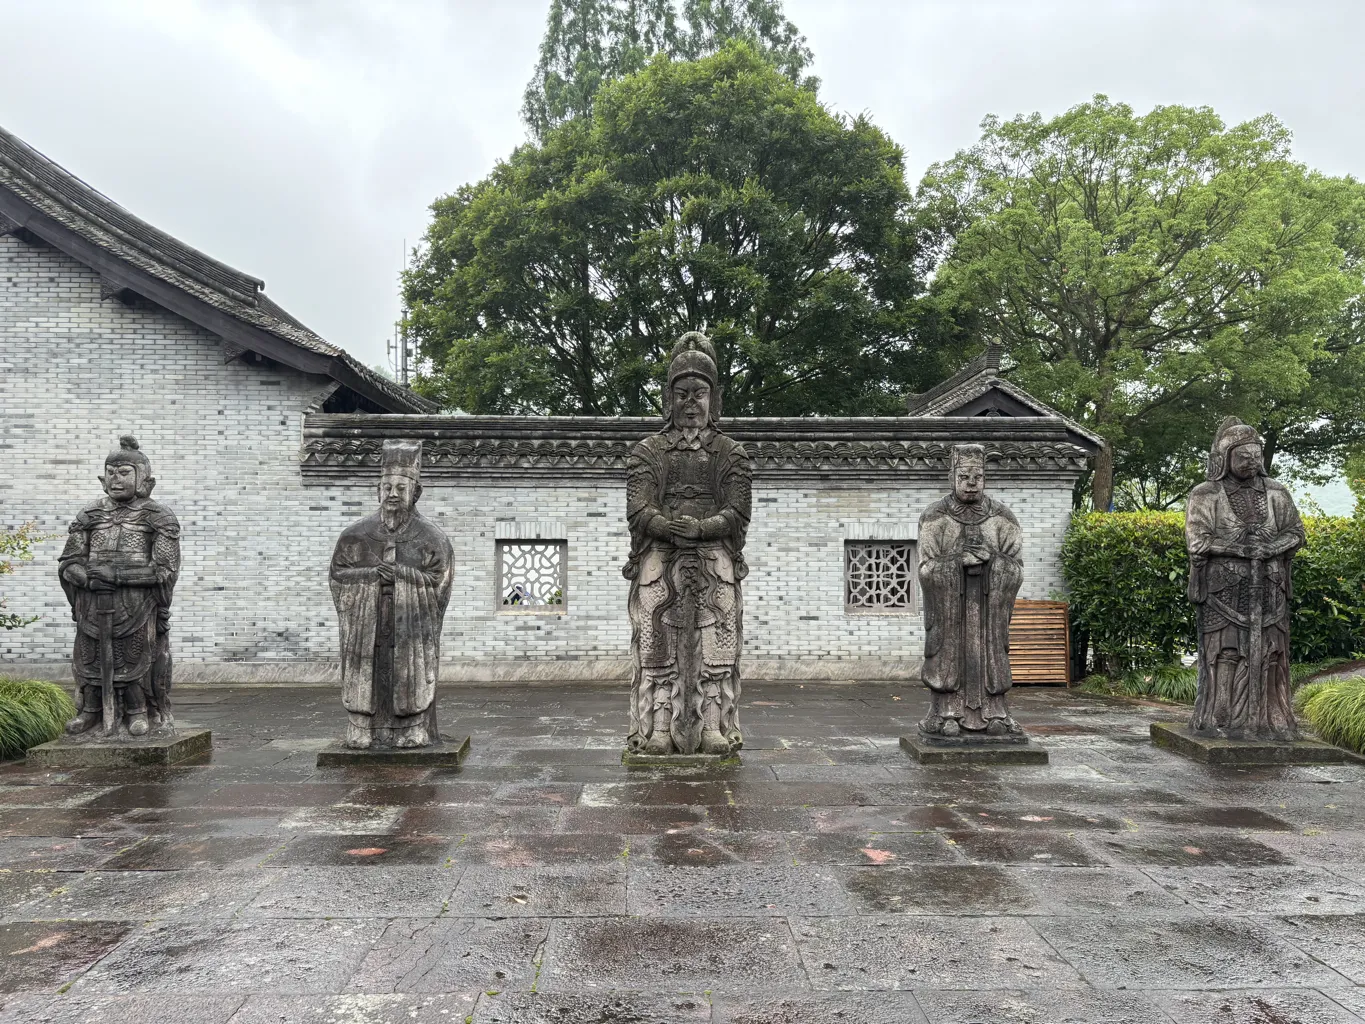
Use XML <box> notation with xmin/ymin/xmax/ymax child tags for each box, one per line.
<box><xmin>3</xmin><ymin>0</ymin><xmax>1363</xmax><ymax>377</ymax></box>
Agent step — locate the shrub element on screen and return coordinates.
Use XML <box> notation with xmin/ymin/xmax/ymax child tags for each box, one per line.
<box><xmin>1062</xmin><ymin>512</ymin><xmax>1365</xmax><ymax>675</ymax></box>
<box><xmin>0</xmin><ymin>678</ymin><xmax>75</xmax><ymax>760</ymax></box>
<box><xmin>1060</xmin><ymin>511</ymin><xmax>1192</xmax><ymax>673</ymax></box>
<box><xmin>1</xmin><ymin>522</ymin><xmax>46</xmax><ymax>630</ymax></box>
<box><xmin>1295</xmin><ymin>675</ymin><xmax>1365</xmax><ymax>755</ymax></box>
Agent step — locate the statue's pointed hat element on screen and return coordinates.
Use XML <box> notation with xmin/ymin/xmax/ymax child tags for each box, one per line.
<box><xmin>381</xmin><ymin>439</ymin><xmax>422</xmax><ymax>481</ymax></box>
<box><xmin>1207</xmin><ymin>416</ymin><xmax>1263</xmax><ymax>481</ymax></box>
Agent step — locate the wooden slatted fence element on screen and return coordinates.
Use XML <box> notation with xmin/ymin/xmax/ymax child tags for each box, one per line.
<box><xmin>1009</xmin><ymin>599</ymin><xmax>1071</xmax><ymax>686</ymax></box>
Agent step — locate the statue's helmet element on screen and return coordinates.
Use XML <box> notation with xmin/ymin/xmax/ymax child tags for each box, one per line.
<box><xmin>1207</xmin><ymin>417</ymin><xmax>1264</xmax><ymax>481</ymax></box>
<box><xmin>666</xmin><ymin>332</ymin><xmax>722</xmax><ymax>423</ymax></box>
<box><xmin>380</xmin><ymin>439</ymin><xmax>422</xmax><ymax>483</ymax></box>
<box><xmin>105</xmin><ymin>434</ymin><xmax>154</xmax><ymax>496</ymax></box>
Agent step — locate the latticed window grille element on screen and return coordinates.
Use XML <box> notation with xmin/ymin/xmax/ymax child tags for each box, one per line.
<box><xmin>845</xmin><ymin>540</ymin><xmax>917</xmax><ymax>613</ymax></box>
<box><xmin>496</xmin><ymin>541</ymin><xmax>567</xmax><ymax>612</ymax></box>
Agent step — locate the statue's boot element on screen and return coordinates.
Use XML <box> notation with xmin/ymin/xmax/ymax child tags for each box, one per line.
<box><xmin>940</xmin><ymin>718</ymin><xmax>961</xmax><ymax>737</ymax></box>
<box><xmin>699</xmin><ymin>682</ymin><xmax>729</xmax><ymax>754</ymax></box>
<box><xmin>65</xmin><ymin>709</ymin><xmax>101</xmax><ymax>735</ymax></box>
<box><xmin>65</xmin><ymin>686</ymin><xmax>101</xmax><ymax>734</ymax></box>
<box><xmin>699</xmin><ymin>728</ymin><xmax>730</xmax><ymax>755</ymax></box>
<box><xmin>985</xmin><ymin>718</ymin><xmax>1008</xmax><ymax>736</ymax></box>
<box><xmin>345</xmin><ymin>713</ymin><xmax>373</xmax><ymax>750</ymax></box>
<box><xmin>126</xmin><ymin>712</ymin><xmax>150</xmax><ymax>737</ymax></box>
<box><xmin>643</xmin><ymin>705</ymin><xmax>674</xmax><ymax>755</ymax></box>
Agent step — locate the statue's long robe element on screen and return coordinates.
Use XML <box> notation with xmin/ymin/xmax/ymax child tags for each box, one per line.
<box><xmin>330</xmin><ymin>511</ymin><xmax>453</xmax><ymax>728</ymax></box>
<box><xmin>58</xmin><ymin>497</ymin><xmax>180</xmax><ymax>714</ymax></box>
<box><xmin>918</xmin><ymin>495</ymin><xmax>1023</xmax><ymax>729</ymax></box>
<box><xmin>1186</xmin><ymin>475</ymin><xmax>1304</xmax><ymax>739</ymax></box>
<box><xmin>623</xmin><ymin>426</ymin><xmax>751</xmax><ymax>752</ymax></box>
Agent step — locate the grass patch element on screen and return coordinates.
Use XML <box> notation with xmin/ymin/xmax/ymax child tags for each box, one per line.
<box><xmin>0</xmin><ymin>678</ymin><xmax>75</xmax><ymax>760</ymax></box>
<box><xmin>1295</xmin><ymin>676</ymin><xmax>1365</xmax><ymax>755</ymax></box>
<box><xmin>1081</xmin><ymin>657</ymin><xmax>1359</xmax><ymax>708</ymax></box>
<box><xmin>1080</xmin><ymin>663</ymin><xmax>1197</xmax><ymax>704</ymax></box>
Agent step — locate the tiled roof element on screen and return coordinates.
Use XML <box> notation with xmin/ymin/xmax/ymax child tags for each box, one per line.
<box><xmin>906</xmin><ymin>344</ymin><xmax>1103</xmax><ymax>449</ymax></box>
<box><xmin>0</xmin><ymin>124</ymin><xmax>434</xmax><ymax>414</ymax></box>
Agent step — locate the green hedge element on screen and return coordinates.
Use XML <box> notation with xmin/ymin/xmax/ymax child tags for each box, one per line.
<box><xmin>0</xmin><ymin>678</ymin><xmax>75</xmax><ymax>760</ymax></box>
<box><xmin>1062</xmin><ymin>511</ymin><xmax>1365</xmax><ymax>674</ymax></box>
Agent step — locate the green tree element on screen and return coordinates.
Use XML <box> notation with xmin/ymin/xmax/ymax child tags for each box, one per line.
<box><xmin>407</xmin><ymin>42</ymin><xmax>928</xmax><ymax>416</ymax></box>
<box><xmin>522</xmin><ymin>0</ymin><xmax>813</xmax><ymax>139</ymax></box>
<box><xmin>916</xmin><ymin>96</ymin><xmax>1365</xmax><ymax>509</ymax></box>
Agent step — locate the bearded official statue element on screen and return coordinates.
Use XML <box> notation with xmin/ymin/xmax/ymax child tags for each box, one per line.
<box><xmin>330</xmin><ymin>440</ymin><xmax>454</xmax><ymax>749</ymax></box>
<box><xmin>624</xmin><ymin>333</ymin><xmax>752</xmax><ymax>757</ymax></box>
<box><xmin>59</xmin><ymin>435</ymin><xmax>181</xmax><ymax>738</ymax></box>
<box><xmin>918</xmin><ymin>444</ymin><xmax>1025</xmax><ymax>740</ymax></box>
<box><xmin>1186</xmin><ymin>418</ymin><xmax>1305</xmax><ymax>740</ymax></box>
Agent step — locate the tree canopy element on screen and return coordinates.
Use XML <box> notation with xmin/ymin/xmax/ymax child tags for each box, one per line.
<box><xmin>406</xmin><ymin>42</ymin><xmax>936</xmax><ymax>417</ymax></box>
<box><xmin>522</xmin><ymin>0</ymin><xmax>813</xmax><ymax>139</ymax></box>
<box><xmin>915</xmin><ymin>96</ymin><xmax>1365</xmax><ymax>509</ymax></box>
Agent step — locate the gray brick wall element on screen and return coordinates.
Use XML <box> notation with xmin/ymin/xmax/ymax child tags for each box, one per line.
<box><xmin>0</xmin><ymin>236</ymin><xmax>1080</xmax><ymax>678</ymax></box>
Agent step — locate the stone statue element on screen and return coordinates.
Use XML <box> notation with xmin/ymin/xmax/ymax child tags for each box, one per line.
<box><xmin>624</xmin><ymin>333</ymin><xmax>752</xmax><ymax>757</ymax></box>
<box><xmin>1186</xmin><ymin>418</ymin><xmax>1305</xmax><ymax>740</ymax></box>
<box><xmin>59</xmin><ymin>435</ymin><xmax>181</xmax><ymax>738</ymax></box>
<box><xmin>330</xmin><ymin>440</ymin><xmax>454</xmax><ymax>749</ymax></box>
<box><xmin>918</xmin><ymin>444</ymin><xmax>1025</xmax><ymax>740</ymax></box>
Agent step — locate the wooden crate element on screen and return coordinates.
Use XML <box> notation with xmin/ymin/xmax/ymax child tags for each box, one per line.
<box><xmin>1009</xmin><ymin>599</ymin><xmax>1071</xmax><ymax>686</ymax></box>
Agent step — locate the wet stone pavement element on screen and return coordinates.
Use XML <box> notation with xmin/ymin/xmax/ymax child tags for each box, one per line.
<box><xmin>1</xmin><ymin>683</ymin><xmax>1364</xmax><ymax>1023</ymax></box>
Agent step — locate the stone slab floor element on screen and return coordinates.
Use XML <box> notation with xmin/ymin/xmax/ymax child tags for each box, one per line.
<box><xmin>1</xmin><ymin>683</ymin><xmax>1364</xmax><ymax>1024</ymax></box>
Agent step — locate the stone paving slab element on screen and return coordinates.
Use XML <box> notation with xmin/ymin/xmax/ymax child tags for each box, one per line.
<box><xmin>0</xmin><ymin>682</ymin><xmax>1364</xmax><ymax>1020</ymax></box>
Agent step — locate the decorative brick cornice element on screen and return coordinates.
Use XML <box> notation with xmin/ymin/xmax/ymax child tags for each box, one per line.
<box><xmin>300</xmin><ymin>414</ymin><xmax>1092</xmax><ymax>480</ymax></box>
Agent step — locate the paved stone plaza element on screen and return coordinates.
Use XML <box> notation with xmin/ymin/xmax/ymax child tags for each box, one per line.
<box><xmin>1</xmin><ymin>683</ymin><xmax>1363</xmax><ymax>1023</ymax></box>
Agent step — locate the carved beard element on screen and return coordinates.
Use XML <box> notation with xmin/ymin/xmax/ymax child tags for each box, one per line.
<box><xmin>380</xmin><ymin>503</ymin><xmax>413</xmax><ymax>533</ymax></box>
<box><xmin>680</xmin><ymin>426</ymin><xmax>702</xmax><ymax>442</ymax></box>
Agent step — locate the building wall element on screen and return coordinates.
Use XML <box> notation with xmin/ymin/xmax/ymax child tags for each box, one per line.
<box><xmin>0</xmin><ymin>235</ymin><xmax>1078</xmax><ymax>681</ymax></box>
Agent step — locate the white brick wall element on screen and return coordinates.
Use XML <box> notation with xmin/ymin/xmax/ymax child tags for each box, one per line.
<box><xmin>0</xmin><ymin>236</ymin><xmax>1079</xmax><ymax>680</ymax></box>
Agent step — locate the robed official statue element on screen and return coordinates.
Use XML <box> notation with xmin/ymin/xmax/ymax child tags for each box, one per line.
<box><xmin>1186</xmin><ymin>418</ymin><xmax>1305</xmax><ymax>740</ymax></box>
<box><xmin>918</xmin><ymin>444</ymin><xmax>1025</xmax><ymax>740</ymax></box>
<box><xmin>624</xmin><ymin>333</ymin><xmax>752</xmax><ymax>757</ymax></box>
<box><xmin>59</xmin><ymin>435</ymin><xmax>181</xmax><ymax>738</ymax></box>
<box><xmin>330</xmin><ymin>440</ymin><xmax>454</xmax><ymax>749</ymax></box>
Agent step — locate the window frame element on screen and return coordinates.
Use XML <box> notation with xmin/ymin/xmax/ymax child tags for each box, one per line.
<box><xmin>843</xmin><ymin>538</ymin><xmax>919</xmax><ymax>615</ymax></box>
<box><xmin>494</xmin><ymin>538</ymin><xmax>569</xmax><ymax>615</ymax></box>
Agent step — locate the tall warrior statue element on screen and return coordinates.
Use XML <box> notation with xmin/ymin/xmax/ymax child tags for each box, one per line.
<box><xmin>1186</xmin><ymin>418</ymin><xmax>1305</xmax><ymax>740</ymax></box>
<box><xmin>59</xmin><ymin>435</ymin><xmax>181</xmax><ymax>738</ymax></box>
<box><xmin>330</xmin><ymin>440</ymin><xmax>454</xmax><ymax>749</ymax></box>
<box><xmin>624</xmin><ymin>333</ymin><xmax>752</xmax><ymax>757</ymax></box>
<box><xmin>918</xmin><ymin>444</ymin><xmax>1025</xmax><ymax>740</ymax></box>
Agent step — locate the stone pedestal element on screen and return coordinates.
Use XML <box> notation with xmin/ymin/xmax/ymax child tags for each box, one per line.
<box><xmin>28</xmin><ymin>728</ymin><xmax>212</xmax><ymax>767</ymax></box>
<box><xmin>1150</xmin><ymin>721</ymin><xmax>1343</xmax><ymax>766</ymax></box>
<box><xmin>316</xmin><ymin>734</ymin><xmax>471</xmax><ymax>768</ymax></box>
<box><xmin>900</xmin><ymin>732</ymin><xmax>1047</xmax><ymax>765</ymax></box>
<box><xmin>621</xmin><ymin>749</ymin><xmax>741</xmax><ymax>768</ymax></box>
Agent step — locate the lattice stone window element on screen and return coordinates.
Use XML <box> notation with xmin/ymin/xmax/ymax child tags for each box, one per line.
<box><xmin>496</xmin><ymin>540</ymin><xmax>567</xmax><ymax>612</ymax></box>
<box><xmin>845</xmin><ymin>540</ymin><xmax>918</xmax><ymax>614</ymax></box>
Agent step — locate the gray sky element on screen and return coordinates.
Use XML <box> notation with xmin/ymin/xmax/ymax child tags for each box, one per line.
<box><xmin>3</xmin><ymin>0</ymin><xmax>1363</xmax><ymax>378</ymax></box>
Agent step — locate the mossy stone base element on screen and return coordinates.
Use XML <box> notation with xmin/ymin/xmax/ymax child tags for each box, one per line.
<box><xmin>621</xmin><ymin>748</ymin><xmax>741</xmax><ymax>767</ymax></box>
<box><xmin>316</xmin><ymin>734</ymin><xmax>471</xmax><ymax>767</ymax></box>
<box><xmin>900</xmin><ymin>732</ymin><xmax>1048</xmax><ymax>765</ymax></box>
<box><xmin>1151</xmin><ymin>721</ymin><xmax>1344</xmax><ymax>765</ymax></box>
<box><xmin>27</xmin><ymin>728</ymin><xmax>212</xmax><ymax>767</ymax></box>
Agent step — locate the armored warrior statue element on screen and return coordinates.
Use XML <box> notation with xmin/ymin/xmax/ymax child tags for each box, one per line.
<box><xmin>624</xmin><ymin>333</ymin><xmax>752</xmax><ymax>757</ymax></box>
<box><xmin>59</xmin><ymin>435</ymin><xmax>181</xmax><ymax>738</ymax></box>
<box><xmin>330</xmin><ymin>440</ymin><xmax>454</xmax><ymax>749</ymax></box>
<box><xmin>1186</xmin><ymin>418</ymin><xmax>1305</xmax><ymax>740</ymax></box>
<box><xmin>917</xmin><ymin>444</ymin><xmax>1026</xmax><ymax>740</ymax></box>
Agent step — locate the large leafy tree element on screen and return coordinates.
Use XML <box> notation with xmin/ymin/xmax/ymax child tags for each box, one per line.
<box><xmin>916</xmin><ymin>96</ymin><xmax>1365</xmax><ymax>510</ymax></box>
<box><xmin>406</xmin><ymin>42</ymin><xmax>929</xmax><ymax>416</ymax></box>
<box><xmin>522</xmin><ymin>0</ymin><xmax>813</xmax><ymax>139</ymax></box>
